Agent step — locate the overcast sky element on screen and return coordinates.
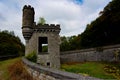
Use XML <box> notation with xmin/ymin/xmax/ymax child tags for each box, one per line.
<box><xmin>0</xmin><ymin>0</ymin><xmax>111</xmax><ymax>44</ymax></box>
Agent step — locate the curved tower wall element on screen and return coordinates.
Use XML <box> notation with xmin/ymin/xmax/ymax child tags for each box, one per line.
<box><xmin>22</xmin><ymin>5</ymin><xmax>34</xmax><ymax>28</ymax></box>
<box><xmin>22</xmin><ymin>5</ymin><xmax>35</xmax><ymax>41</ymax></box>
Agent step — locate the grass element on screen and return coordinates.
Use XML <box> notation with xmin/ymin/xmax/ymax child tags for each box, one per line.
<box><xmin>0</xmin><ymin>57</ymin><xmax>21</xmax><ymax>80</ymax></box>
<box><xmin>1</xmin><ymin>58</ymin><xmax>119</xmax><ymax>80</ymax></box>
<box><xmin>61</xmin><ymin>62</ymin><xmax>120</xmax><ymax>79</ymax></box>
<box><xmin>0</xmin><ymin>57</ymin><xmax>33</xmax><ymax>80</ymax></box>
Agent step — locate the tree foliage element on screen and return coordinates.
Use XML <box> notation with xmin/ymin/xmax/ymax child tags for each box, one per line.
<box><xmin>37</xmin><ymin>17</ymin><xmax>46</xmax><ymax>25</ymax></box>
<box><xmin>60</xmin><ymin>35</ymin><xmax>81</xmax><ymax>51</ymax></box>
<box><xmin>0</xmin><ymin>30</ymin><xmax>25</xmax><ymax>56</ymax></box>
<box><xmin>79</xmin><ymin>0</ymin><xmax>120</xmax><ymax>48</ymax></box>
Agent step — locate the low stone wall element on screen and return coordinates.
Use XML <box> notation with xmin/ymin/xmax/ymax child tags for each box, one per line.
<box><xmin>22</xmin><ymin>58</ymin><xmax>100</xmax><ymax>80</ymax></box>
<box><xmin>61</xmin><ymin>44</ymin><xmax>120</xmax><ymax>63</ymax></box>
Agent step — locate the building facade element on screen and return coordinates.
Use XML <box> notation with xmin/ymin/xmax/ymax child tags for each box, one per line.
<box><xmin>22</xmin><ymin>5</ymin><xmax>61</xmax><ymax>69</ymax></box>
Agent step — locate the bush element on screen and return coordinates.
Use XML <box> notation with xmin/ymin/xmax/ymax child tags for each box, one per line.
<box><xmin>8</xmin><ymin>60</ymin><xmax>33</xmax><ymax>80</ymax></box>
<box><xmin>26</xmin><ymin>51</ymin><xmax>37</xmax><ymax>63</ymax></box>
<box><xmin>104</xmin><ymin>65</ymin><xmax>120</xmax><ymax>79</ymax></box>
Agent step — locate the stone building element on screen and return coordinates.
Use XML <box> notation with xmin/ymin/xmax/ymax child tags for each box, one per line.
<box><xmin>22</xmin><ymin>5</ymin><xmax>61</xmax><ymax>69</ymax></box>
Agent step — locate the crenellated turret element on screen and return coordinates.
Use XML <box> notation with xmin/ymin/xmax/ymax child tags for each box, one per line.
<box><xmin>22</xmin><ymin>5</ymin><xmax>35</xmax><ymax>41</ymax></box>
<box><xmin>22</xmin><ymin>5</ymin><xmax>34</xmax><ymax>27</ymax></box>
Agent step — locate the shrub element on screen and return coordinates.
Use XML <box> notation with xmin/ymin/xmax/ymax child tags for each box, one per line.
<box><xmin>114</xmin><ymin>50</ymin><xmax>120</xmax><ymax>62</ymax></box>
<box><xmin>104</xmin><ymin>65</ymin><xmax>120</xmax><ymax>79</ymax></box>
<box><xmin>26</xmin><ymin>51</ymin><xmax>37</xmax><ymax>63</ymax></box>
<box><xmin>8</xmin><ymin>60</ymin><xmax>33</xmax><ymax>80</ymax></box>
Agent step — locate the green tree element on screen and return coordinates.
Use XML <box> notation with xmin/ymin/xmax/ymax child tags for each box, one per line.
<box><xmin>79</xmin><ymin>0</ymin><xmax>120</xmax><ymax>48</ymax></box>
<box><xmin>60</xmin><ymin>35</ymin><xmax>81</xmax><ymax>51</ymax></box>
<box><xmin>38</xmin><ymin>17</ymin><xmax>46</xmax><ymax>25</ymax></box>
<box><xmin>60</xmin><ymin>36</ymin><xmax>70</xmax><ymax>51</ymax></box>
<box><xmin>0</xmin><ymin>30</ymin><xmax>25</xmax><ymax>57</ymax></box>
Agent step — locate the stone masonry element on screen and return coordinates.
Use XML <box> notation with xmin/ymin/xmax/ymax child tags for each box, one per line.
<box><xmin>61</xmin><ymin>44</ymin><xmax>120</xmax><ymax>63</ymax></box>
<box><xmin>22</xmin><ymin>57</ymin><xmax>101</xmax><ymax>80</ymax></box>
<box><xmin>22</xmin><ymin>5</ymin><xmax>61</xmax><ymax>69</ymax></box>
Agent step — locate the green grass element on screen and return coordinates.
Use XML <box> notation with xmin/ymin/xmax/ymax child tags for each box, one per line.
<box><xmin>61</xmin><ymin>62</ymin><xmax>120</xmax><ymax>79</ymax></box>
<box><xmin>0</xmin><ymin>57</ymin><xmax>21</xmax><ymax>80</ymax></box>
<box><xmin>1</xmin><ymin>58</ymin><xmax>119</xmax><ymax>80</ymax></box>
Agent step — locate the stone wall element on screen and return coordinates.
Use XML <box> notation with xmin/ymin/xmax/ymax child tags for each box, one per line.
<box><xmin>22</xmin><ymin>57</ymin><xmax>100</xmax><ymax>80</ymax></box>
<box><xmin>22</xmin><ymin>5</ymin><xmax>61</xmax><ymax>69</ymax></box>
<box><xmin>61</xmin><ymin>44</ymin><xmax>120</xmax><ymax>63</ymax></box>
<box><xmin>37</xmin><ymin>54</ymin><xmax>49</xmax><ymax>66</ymax></box>
<box><xmin>25</xmin><ymin>32</ymin><xmax>61</xmax><ymax>69</ymax></box>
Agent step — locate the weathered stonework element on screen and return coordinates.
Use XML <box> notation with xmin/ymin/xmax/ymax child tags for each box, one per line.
<box><xmin>22</xmin><ymin>58</ymin><xmax>100</xmax><ymax>80</ymax></box>
<box><xmin>22</xmin><ymin>5</ymin><xmax>120</xmax><ymax>70</ymax></box>
<box><xmin>22</xmin><ymin>5</ymin><xmax>61</xmax><ymax>69</ymax></box>
<box><xmin>61</xmin><ymin>44</ymin><xmax>120</xmax><ymax>63</ymax></box>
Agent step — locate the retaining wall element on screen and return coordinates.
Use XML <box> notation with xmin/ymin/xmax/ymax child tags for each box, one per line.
<box><xmin>60</xmin><ymin>44</ymin><xmax>120</xmax><ymax>63</ymax></box>
<box><xmin>22</xmin><ymin>58</ymin><xmax>100</xmax><ymax>80</ymax></box>
<box><xmin>22</xmin><ymin>44</ymin><xmax>120</xmax><ymax>80</ymax></box>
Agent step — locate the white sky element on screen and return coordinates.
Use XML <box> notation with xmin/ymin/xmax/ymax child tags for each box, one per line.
<box><xmin>0</xmin><ymin>0</ymin><xmax>111</xmax><ymax>44</ymax></box>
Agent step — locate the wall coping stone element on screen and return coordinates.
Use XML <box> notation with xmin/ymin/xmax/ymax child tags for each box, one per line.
<box><xmin>61</xmin><ymin>44</ymin><xmax>120</xmax><ymax>55</ymax></box>
<box><xmin>22</xmin><ymin>57</ymin><xmax>101</xmax><ymax>80</ymax></box>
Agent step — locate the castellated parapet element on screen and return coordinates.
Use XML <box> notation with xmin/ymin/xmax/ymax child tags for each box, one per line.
<box><xmin>34</xmin><ymin>24</ymin><xmax>60</xmax><ymax>33</ymax></box>
<box><xmin>22</xmin><ymin>5</ymin><xmax>61</xmax><ymax>69</ymax></box>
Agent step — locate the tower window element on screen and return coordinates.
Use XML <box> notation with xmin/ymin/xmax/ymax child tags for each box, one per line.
<box><xmin>38</xmin><ymin>37</ymin><xmax>48</xmax><ymax>53</ymax></box>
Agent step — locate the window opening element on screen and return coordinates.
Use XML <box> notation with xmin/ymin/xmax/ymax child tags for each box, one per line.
<box><xmin>38</xmin><ymin>37</ymin><xmax>48</xmax><ymax>53</ymax></box>
<box><xmin>47</xmin><ymin>62</ymin><xmax>50</xmax><ymax>67</ymax></box>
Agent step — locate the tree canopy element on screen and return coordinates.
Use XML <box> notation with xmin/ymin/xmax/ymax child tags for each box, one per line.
<box><xmin>79</xmin><ymin>0</ymin><xmax>120</xmax><ymax>48</ymax></box>
<box><xmin>37</xmin><ymin>17</ymin><xmax>46</xmax><ymax>25</ymax></box>
<box><xmin>0</xmin><ymin>30</ymin><xmax>25</xmax><ymax>56</ymax></box>
<box><xmin>60</xmin><ymin>35</ymin><xmax>81</xmax><ymax>51</ymax></box>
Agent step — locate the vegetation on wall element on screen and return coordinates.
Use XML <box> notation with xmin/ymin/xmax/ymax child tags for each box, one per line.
<box><xmin>0</xmin><ymin>30</ymin><xmax>25</xmax><ymax>57</ymax></box>
<box><xmin>26</xmin><ymin>51</ymin><xmax>37</xmax><ymax>62</ymax></box>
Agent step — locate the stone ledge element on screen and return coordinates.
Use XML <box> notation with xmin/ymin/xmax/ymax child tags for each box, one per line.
<box><xmin>22</xmin><ymin>57</ymin><xmax>101</xmax><ymax>80</ymax></box>
<box><xmin>60</xmin><ymin>44</ymin><xmax>120</xmax><ymax>55</ymax></box>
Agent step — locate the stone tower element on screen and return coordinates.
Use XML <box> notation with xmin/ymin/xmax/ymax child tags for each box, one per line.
<box><xmin>22</xmin><ymin>5</ymin><xmax>34</xmax><ymax>42</ymax></box>
<box><xmin>22</xmin><ymin>5</ymin><xmax>61</xmax><ymax>69</ymax></box>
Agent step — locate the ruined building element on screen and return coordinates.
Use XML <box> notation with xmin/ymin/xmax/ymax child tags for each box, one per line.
<box><xmin>22</xmin><ymin>5</ymin><xmax>61</xmax><ymax>69</ymax></box>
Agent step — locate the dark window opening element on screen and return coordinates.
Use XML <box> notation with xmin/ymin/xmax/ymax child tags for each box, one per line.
<box><xmin>38</xmin><ymin>37</ymin><xmax>48</xmax><ymax>53</ymax></box>
<box><xmin>47</xmin><ymin>62</ymin><xmax>50</xmax><ymax>67</ymax></box>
